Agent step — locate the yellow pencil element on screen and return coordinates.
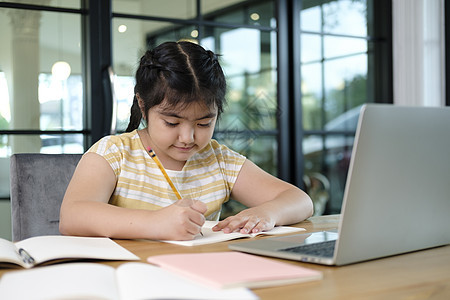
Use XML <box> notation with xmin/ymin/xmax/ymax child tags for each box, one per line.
<box><xmin>147</xmin><ymin>148</ymin><xmax>182</xmax><ymax>200</ymax></box>
<box><xmin>147</xmin><ymin>148</ymin><xmax>203</xmax><ymax>236</ymax></box>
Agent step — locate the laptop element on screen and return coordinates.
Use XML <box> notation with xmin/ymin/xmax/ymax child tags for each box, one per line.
<box><xmin>229</xmin><ymin>104</ymin><xmax>450</xmax><ymax>266</ymax></box>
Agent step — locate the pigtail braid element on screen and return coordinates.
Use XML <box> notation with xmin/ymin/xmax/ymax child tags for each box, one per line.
<box><xmin>125</xmin><ymin>95</ymin><xmax>142</xmax><ymax>132</ymax></box>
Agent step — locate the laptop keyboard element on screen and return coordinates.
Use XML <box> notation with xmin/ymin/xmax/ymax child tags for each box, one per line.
<box><xmin>280</xmin><ymin>240</ymin><xmax>336</xmax><ymax>258</ymax></box>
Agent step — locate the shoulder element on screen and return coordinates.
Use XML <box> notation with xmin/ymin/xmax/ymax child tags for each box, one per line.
<box><xmin>86</xmin><ymin>130</ymin><xmax>143</xmax><ymax>174</ymax></box>
<box><xmin>86</xmin><ymin>130</ymin><xmax>144</xmax><ymax>162</ymax></box>
<box><xmin>88</xmin><ymin>130</ymin><xmax>141</xmax><ymax>153</ymax></box>
<box><xmin>104</xmin><ymin>130</ymin><xmax>140</xmax><ymax>147</ymax></box>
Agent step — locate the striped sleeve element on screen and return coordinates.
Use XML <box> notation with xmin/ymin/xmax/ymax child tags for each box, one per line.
<box><xmin>209</xmin><ymin>140</ymin><xmax>246</xmax><ymax>191</ymax></box>
<box><xmin>86</xmin><ymin>135</ymin><xmax>124</xmax><ymax>177</ymax></box>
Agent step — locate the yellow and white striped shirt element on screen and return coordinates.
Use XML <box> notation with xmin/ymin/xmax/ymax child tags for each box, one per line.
<box><xmin>87</xmin><ymin>130</ymin><xmax>246</xmax><ymax>220</ymax></box>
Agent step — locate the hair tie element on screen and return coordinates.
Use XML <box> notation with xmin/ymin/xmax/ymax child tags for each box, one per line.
<box><xmin>207</xmin><ymin>51</ymin><xmax>218</xmax><ymax>62</ymax></box>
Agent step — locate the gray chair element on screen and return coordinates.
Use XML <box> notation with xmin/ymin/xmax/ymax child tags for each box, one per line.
<box><xmin>10</xmin><ymin>153</ymin><xmax>82</xmax><ymax>241</ymax></box>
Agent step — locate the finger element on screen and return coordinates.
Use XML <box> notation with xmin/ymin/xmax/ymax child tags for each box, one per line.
<box><xmin>239</xmin><ymin>216</ymin><xmax>267</xmax><ymax>234</ymax></box>
<box><xmin>248</xmin><ymin>219</ymin><xmax>274</xmax><ymax>234</ymax></box>
<box><xmin>221</xmin><ymin>217</ymin><xmax>250</xmax><ymax>233</ymax></box>
<box><xmin>175</xmin><ymin>198</ymin><xmax>194</xmax><ymax>207</ymax></box>
<box><xmin>188</xmin><ymin>209</ymin><xmax>205</xmax><ymax>228</ymax></box>
<box><xmin>240</xmin><ymin>219</ymin><xmax>259</xmax><ymax>234</ymax></box>
<box><xmin>175</xmin><ymin>215</ymin><xmax>203</xmax><ymax>239</ymax></box>
<box><xmin>184</xmin><ymin>222</ymin><xmax>203</xmax><ymax>236</ymax></box>
<box><xmin>191</xmin><ymin>200</ymin><xmax>207</xmax><ymax>214</ymax></box>
<box><xmin>212</xmin><ymin>217</ymin><xmax>241</xmax><ymax>233</ymax></box>
<box><xmin>212</xmin><ymin>218</ymin><xmax>231</xmax><ymax>231</ymax></box>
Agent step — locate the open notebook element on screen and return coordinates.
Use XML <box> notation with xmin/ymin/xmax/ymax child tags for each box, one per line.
<box><xmin>161</xmin><ymin>221</ymin><xmax>305</xmax><ymax>246</ymax></box>
<box><xmin>0</xmin><ymin>262</ymin><xmax>258</xmax><ymax>300</ymax></box>
<box><xmin>0</xmin><ymin>236</ymin><xmax>139</xmax><ymax>268</ymax></box>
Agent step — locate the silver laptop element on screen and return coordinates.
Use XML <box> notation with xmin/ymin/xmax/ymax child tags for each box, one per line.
<box><xmin>229</xmin><ymin>104</ymin><xmax>450</xmax><ymax>266</ymax></box>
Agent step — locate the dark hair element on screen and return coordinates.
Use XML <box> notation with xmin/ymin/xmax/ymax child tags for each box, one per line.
<box><xmin>126</xmin><ymin>41</ymin><xmax>227</xmax><ymax>132</ymax></box>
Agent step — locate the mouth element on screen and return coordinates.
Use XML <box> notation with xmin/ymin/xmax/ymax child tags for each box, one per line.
<box><xmin>173</xmin><ymin>145</ymin><xmax>195</xmax><ymax>152</ymax></box>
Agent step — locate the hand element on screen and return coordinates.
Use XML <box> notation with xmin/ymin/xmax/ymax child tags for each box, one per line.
<box><xmin>212</xmin><ymin>206</ymin><xmax>275</xmax><ymax>234</ymax></box>
<box><xmin>157</xmin><ymin>198</ymin><xmax>206</xmax><ymax>240</ymax></box>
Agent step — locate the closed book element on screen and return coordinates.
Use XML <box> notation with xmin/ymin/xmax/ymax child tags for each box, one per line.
<box><xmin>147</xmin><ymin>251</ymin><xmax>322</xmax><ymax>289</ymax></box>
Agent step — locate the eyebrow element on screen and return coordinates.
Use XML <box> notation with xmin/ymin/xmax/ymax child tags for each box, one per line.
<box><xmin>158</xmin><ymin>110</ymin><xmax>217</xmax><ymax>121</ymax></box>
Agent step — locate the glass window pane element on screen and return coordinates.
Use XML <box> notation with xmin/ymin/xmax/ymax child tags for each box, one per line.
<box><xmin>39</xmin><ymin>74</ymin><xmax>83</xmax><ymax>131</ymax></box>
<box><xmin>113</xmin><ymin>0</ymin><xmax>197</xmax><ymax>19</ymax></box>
<box><xmin>112</xmin><ymin>18</ymin><xmax>153</xmax><ymax>71</ymax></box>
<box><xmin>202</xmin><ymin>0</ymin><xmax>275</xmax><ymax>28</ymax></box>
<box><xmin>323</xmin><ymin>0</ymin><xmax>367</xmax><ymax>36</ymax></box>
<box><xmin>215</xmin><ymin>134</ymin><xmax>278</xmax><ymax>176</ymax></box>
<box><xmin>0</xmin><ymin>7</ymin><xmax>83</xmax><ymax>153</ymax></box>
<box><xmin>300</xmin><ymin>5</ymin><xmax>321</xmax><ymax>32</ymax></box>
<box><xmin>247</xmin><ymin>1</ymin><xmax>276</xmax><ymax>28</ymax></box>
<box><xmin>324</xmin><ymin>54</ymin><xmax>367</xmax><ymax>124</ymax></box>
<box><xmin>212</xmin><ymin>7</ymin><xmax>245</xmax><ymax>24</ymax></box>
<box><xmin>8</xmin><ymin>0</ymin><xmax>80</xmax><ymax>9</ymax></box>
<box><xmin>211</xmin><ymin>28</ymin><xmax>277</xmax><ymax>132</ymax></box>
<box><xmin>302</xmin><ymin>63</ymin><xmax>323</xmax><ymax>130</ymax></box>
<box><xmin>219</xmin><ymin>70</ymin><xmax>278</xmax><ymax>132</ymax></box>
<box><xmin>0</xmin><ymin>72</ymin><xmax>10</xmax><ymax>130</ymax></box>
<box><xmin>219</xmin><ymin>28</ymin><xmax>263</xmax><ymax>76</ymax></box>
<box><xmin>303</xmin><ymin>134</ymin><xmax>354</xmax><ymax>214</ymax></box>
<box><xmin>324</xmin><ymin>36</ymin><xmax>367</xmax><ymax>59</ymax></box>
<box><xmin>0</xmin><ymin>133</ymin><xmax>84</xmax><ymax>157</ymax></box>
<box><xmin>114</xmin><ymin>75</ymin><xmax>135</xmax><ymax>133</ymax></box>
<box><xmin>213</xmin><ymin>28</ymin><xmax>277</xmax><ymax>81</ymax></box>
<box><xmin>301</xmin><ymin>33</ymin><xmax>322</xmax><ymax>63</ymax></box>
<box><xmin>40</xmin><ymin>133</ymin><xmax>84</xmax><ymax>154</ymax></box>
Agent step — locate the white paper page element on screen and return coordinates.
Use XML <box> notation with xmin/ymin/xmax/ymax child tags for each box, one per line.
<box><xmin>15</xmin><ymin>236</ymin><xmax>139</xmax><ymax>264</ymax></box>
<box><xmin>116</xmin><ymin>262</ymin><xmax>258</xmax><ymax>300</ymax></box>
<box><xmin>163</xmin><ymin>221</ymin><xmax>306</xmax><ymax>246</ymax></box>
<box><xmin>0</xmin><ymin>263</ymin><xmax>119</xmax><ymax>300</ymax></box>
<box><xmin>0</xmin><ymin>238</ymin><xmax>23</xmax><ymax>267</ymax></box>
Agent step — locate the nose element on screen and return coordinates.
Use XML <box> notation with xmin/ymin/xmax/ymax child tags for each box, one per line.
<box><xmin>178</xmin><ymin>125</ymin><xmax>195</xmax><ymax>145</ymax></box>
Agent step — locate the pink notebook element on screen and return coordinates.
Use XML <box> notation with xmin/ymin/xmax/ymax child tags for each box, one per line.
<box><xmin>147</xmin><ymin>251</ymin><xmax>322</xmax><ymax>289</ymax></box>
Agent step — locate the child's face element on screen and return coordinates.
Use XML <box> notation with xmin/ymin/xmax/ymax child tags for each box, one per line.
<box><xmin>146</xmin><ymin>100</ymin><xmax>218</xmax><ymax>168</ymax></box>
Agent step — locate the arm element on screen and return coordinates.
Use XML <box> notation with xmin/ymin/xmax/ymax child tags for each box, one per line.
<box><xmin>59</xmin><ymin>153</ymin><xmax>206</xmax><ymax>240</ymax></box>
<box><xmin>213</xmin><ymin>160</ymin><xmax>313</xmax><ymax>234</ymax></box>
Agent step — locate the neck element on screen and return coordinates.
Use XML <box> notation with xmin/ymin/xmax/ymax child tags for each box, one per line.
<box><xmin>137</xmin><ymin>129</ymin><xmax>186</xmax><ymax>171</ymax></box>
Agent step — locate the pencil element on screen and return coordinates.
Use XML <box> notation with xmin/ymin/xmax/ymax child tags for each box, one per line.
<box><xmin>147</xmin><ymin>147</ymin><xmax>203</xmax><ymax>236</ymax></box>
<box><xmin>147</xmin><ymin>148</ymin><xmax>182</xmax><ymax>200</ymax></box>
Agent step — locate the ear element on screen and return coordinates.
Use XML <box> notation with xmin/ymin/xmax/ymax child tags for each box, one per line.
<box><xmin>136</xmin><ymin>93</ymin><xmax>146</xmax><ymax>120</ymax></box>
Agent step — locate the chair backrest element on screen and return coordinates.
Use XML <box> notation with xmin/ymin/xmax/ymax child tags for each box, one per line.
<box><xmin>10</xmin><ymin>153</ymin><xmax>82</xmax><ymax>241</ymax></box>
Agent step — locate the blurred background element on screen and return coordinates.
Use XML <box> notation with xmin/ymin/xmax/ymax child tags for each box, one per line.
<box><xmin>0</xmin><ymin>0</ymin><xmax>446</xmax><ymax>240</ymax></box>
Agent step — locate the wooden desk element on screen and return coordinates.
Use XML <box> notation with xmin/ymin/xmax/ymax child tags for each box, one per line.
<box><xmin>2</xmin><ymin>215</ymin><xmax>450</xmax><ymax>299</ymax></box>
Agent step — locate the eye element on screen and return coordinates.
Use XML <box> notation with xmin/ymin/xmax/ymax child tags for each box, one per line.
<box><xmin>164</xmin><ymin>120</ymin><xmax>179</xmax><ymax>127</ymax></box>
<box><xmin>197</xmin><ymin>122</ymin><xmax>212</xmax><ymax>128</ymax></box>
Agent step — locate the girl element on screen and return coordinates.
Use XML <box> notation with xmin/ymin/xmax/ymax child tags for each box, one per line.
<box><xmin>59</xmin><ymin>41</ymin><xmax>313</xmax><ymax>240</ymax></box>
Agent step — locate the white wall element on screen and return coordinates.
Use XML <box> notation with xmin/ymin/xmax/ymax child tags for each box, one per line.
<box><xmin>392</xmin><ymin>0</ymin><xmax>445</xmax><ymax>107</ymax></box>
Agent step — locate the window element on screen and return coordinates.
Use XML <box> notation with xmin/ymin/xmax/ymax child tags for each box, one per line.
<box><xmin>0</xmin><ymin>1</ymin><xmax>85</xmax><ymax>200</ymax></box>
<box><xmin>111</xmin><ymin>1</ymin><xmax>278</xmax><ymax>175</ymax></box>
<box><xmin>0</xmin><ymin>0</ymin><xmax>392</xmax><ymax>212</ymax></box>
<box><xmin>300</xmin><ymin>0</ymin><xmax>392</xmax><ymax>214</ymax></box>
